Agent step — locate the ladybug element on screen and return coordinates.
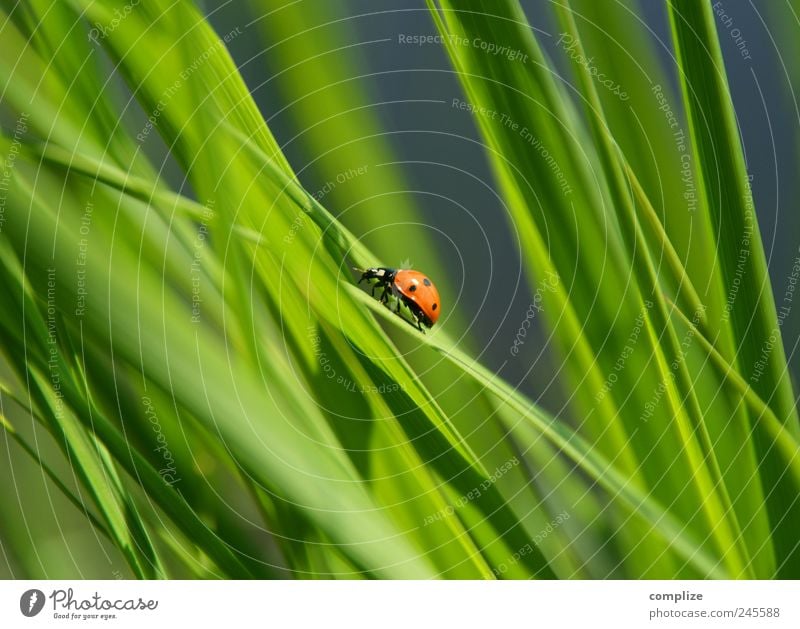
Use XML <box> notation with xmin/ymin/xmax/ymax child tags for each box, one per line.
<box><xmin>357</xmin><ymin>267</ymin><xmax>441</xmax><ymax>331</ymax></box>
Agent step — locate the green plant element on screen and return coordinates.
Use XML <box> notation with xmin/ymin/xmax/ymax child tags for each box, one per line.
<box><xmin>0</xmin><ymin>0</ymin><xmax>797</xmax><ymax>579</ymax></box>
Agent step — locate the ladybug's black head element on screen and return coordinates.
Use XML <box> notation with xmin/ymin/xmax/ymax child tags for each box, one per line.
<box><xmin>358</xmin><ymin>267</ymin><xmax>396</xmax><ymax>283</ymax></box>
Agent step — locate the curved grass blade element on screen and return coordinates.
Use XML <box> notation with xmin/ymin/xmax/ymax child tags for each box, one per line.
<box><xmin>667</xmin><ymin>0</ymin><xmax>800</xmax><ymax>577</ymax></box>
<box><xmin>349</xmin><ymin>283</ymin><xmax>730</xmax><ymax>578</ymax></box>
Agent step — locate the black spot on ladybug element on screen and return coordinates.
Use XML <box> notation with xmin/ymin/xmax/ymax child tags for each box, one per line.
<box><xmin>409</xmin><ymin>285</ymin><xmax>417</xmax><ymax>292</ymax></box>
<box><xmin>423</xmin><ymin>278</ymin><xmax>431</xmax><ymax>286</ymax></box>
<box><xmin>432</xmin><ymin>303</ymin><xmax>437</xmax><ymax>310</ymax></box>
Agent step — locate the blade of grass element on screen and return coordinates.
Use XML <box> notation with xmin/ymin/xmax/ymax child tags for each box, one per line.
<box><xmin>666</xmin><ymin>301</ymin><xmax>800</xmax><ymax>488</ymax></box>
<box><xmin>349</xmin><ymin>283</ymin><xmax>729</xmax><ymax>578</ymax></box>
<box><xmin>667</xmin><ymin>0</ymin><xmax>800</xmax><ymax>577</ymax></box>
<box><xmin>0</xmin><ymin>392</ymin><xmax>111</xmax><ymax>540</ymax></box>
<box><xmin>426</xmin><ymin>0</ymin><xmax>725</xmax><ymax>576</ymax></box>
<box><xmin>23</xmin><ymin>129</ymin><xmax>555</xmax><ymax>577</ymax></box>
<box><xmin>552</xmin><ymin>0</ymin><xmax>752</xmax><ymax>577</ymax></box>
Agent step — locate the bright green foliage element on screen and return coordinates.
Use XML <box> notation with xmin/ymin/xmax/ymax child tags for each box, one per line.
<box><xmin>0</xmin><ymin>0</ymin><xmax>796</xmax><ymax>579</ymax></box>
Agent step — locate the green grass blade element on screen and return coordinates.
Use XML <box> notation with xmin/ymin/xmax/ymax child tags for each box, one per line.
<box><xmin>349</xmin><ymin>284</ymin><xmax>729</xmax><ymax>578</ymax></box>
<box><xmin>667</xmin><ymin>0</ymin><xmax>800</xmax><ymax>577</ymax></box>
<box><xmin>551</xmin><ymin>0</ymin><xmax>752</xmax><ymax>577</ymax></box>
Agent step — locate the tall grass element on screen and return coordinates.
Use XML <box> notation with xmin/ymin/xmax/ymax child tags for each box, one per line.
<box><xmin>0</xmin><ymin>0</ymin><xmax>797</xmax><ymax>579</ymax></box>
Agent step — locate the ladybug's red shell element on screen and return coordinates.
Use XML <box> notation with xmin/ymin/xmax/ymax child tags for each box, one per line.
<box><xmin>393</xmin><ymin>270</ymin><xmax>441</xmax><ymax>325</ymax></box>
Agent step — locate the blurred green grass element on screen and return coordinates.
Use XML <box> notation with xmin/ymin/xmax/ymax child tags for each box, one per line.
<box><xmin>0</xmin><ymin>0</ymin><xmax>797</xmax><ymax>579</ymax></box>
